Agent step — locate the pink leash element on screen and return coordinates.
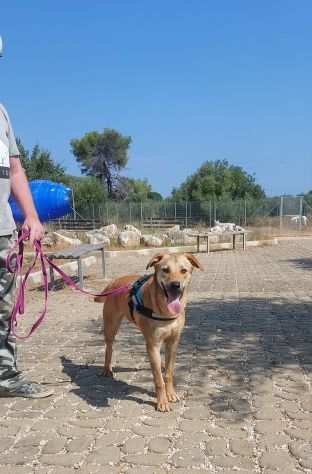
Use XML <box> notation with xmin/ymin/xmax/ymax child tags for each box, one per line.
<box><xmin>6</xmin><ymin>229</ymin><xmax>131</xmax><ymax>340</ymax></box>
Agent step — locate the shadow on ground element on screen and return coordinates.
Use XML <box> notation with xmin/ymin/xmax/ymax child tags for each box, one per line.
<box><xmin>286</xmin><ymin>258</ymin><xmax>312</xmax><ymax>271</ymax></box>
<box><xmin>62</xmin><ymin>295</ymin><xmax>312</xmax><ymax>420</ymax></box>
<box><xmin>61</xmin><ymin>355</ymin><xmax>155</xmax><ymax>409</ymax></box>
<box><xmin>179</xmin><ymin>296</ymin><xmax>312</xmax><ymax>422</ymax></box>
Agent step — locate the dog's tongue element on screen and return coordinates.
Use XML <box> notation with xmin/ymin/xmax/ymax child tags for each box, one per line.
<box><xmin>167</xmin><ymin>294</ymin><xmax>182</xmax><ymax>315</ymax></box>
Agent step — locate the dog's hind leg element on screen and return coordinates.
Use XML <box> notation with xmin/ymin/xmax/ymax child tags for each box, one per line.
<box><xmin>102</xmin><ymin>307</ymin><xmax>123</xmax><ymax>378</ymax></box>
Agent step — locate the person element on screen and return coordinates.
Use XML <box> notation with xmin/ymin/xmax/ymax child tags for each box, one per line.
<box><xmin>0</xmin><ymin>36</ymin><xmax>53</xmax><ymax>398</ymax></box>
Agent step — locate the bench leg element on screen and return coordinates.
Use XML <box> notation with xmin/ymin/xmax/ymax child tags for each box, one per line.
<box><xmin>233</xmin><ymin>234</ymin><xmax>236</xmax><ymax>250</ymax></box>
<box><xmin>77</xmin><ymin>257</ymin><xmax>83</xmax><ymax>288</ymax></box>
<box><xmin>100</xmin><ymin>248</ymin><xmax>106</xmax><ymax>278</ymax></box>
<box><xmin>197</xmin><ymin>235</ymin><xmax>200</xmax><ymax>253</ymax></box>
<box><xmin>207</xmin><ymin>236</ymin><xmax>210</xmax><ymax>254</ymax></box>
<box><xmin>243</xmin><ymin>233</ymin><xmax>246</xmax><ymax>250</ymax></box>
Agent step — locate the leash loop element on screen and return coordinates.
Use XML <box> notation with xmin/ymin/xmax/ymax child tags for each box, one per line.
<box><xmin>6</xmin><ymin>229</ymin><xmax>131</xmax><ymax>340</ymax></box>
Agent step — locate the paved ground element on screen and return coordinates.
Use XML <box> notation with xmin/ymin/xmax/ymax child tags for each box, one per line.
<box><xmin>1</xmin><ymin>240</ymin><xmax>312</xmax><ymax>473</ymax></box>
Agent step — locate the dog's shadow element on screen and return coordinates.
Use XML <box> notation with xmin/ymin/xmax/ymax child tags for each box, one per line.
<box><xmin>61</xmin><ymin>356</ymin><xmax>155</xmax><ymax>408</ymax></box>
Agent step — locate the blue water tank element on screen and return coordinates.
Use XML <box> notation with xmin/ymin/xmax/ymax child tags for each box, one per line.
<box><xmin>9</xmin><ymin>179</ymin><xmax>72</xmax><ymax>223</ymax></box>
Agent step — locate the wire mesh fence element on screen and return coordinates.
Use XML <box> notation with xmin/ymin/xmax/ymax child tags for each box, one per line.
<box><xmin>51</xmin><ymin>196</ymin><xmax>312</xmax><ymax>235</ymax></box>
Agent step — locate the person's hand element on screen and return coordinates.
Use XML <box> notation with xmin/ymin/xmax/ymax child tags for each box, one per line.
<box><xmin>22</xmin><ymin>216</ymin><xmax>45</xmax><ymax>245</ymax></box>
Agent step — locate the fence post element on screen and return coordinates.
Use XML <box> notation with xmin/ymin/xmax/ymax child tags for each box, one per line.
<box><xmin>174</xmin><ymin>202</ymin><xmax>177</xmax><ymax>220</ymax></box>
<box><xmin>140</xmin><ymin>201</ymin><xmax>143</xmax><ymax>225</ymax></box>
<box><xmin>116</xmin><ymin>203</ymin><xmax>119</xmax><ymax>225</ymax></box>
<box><xmin>129</xmin><ymin>202</ymin><xmax>132</xmax><ymax>224</ymax></box>
<box><xmin>185</xmin><ymin>201</ymin><xmax>188</xmax><ymax>227</ymax></box>
<box><xmin>299</xmin><ymin>196</ymin><xmax>303</xmax><ymax>232</ymax></box>
<box><xmin>106</xmin><ymin>202</ymin><xmax>109</xmax><ymax>224</ymax></box>
<box><xmin>92</xmin><ymin>204</ymin><xmax>95</xmax><ymax>229</ymax></box>
<box><xmin>209</xmin><ymin>201</ymin><xmax>212</xmax><ymax>227</ymax></box>
<box><xmin>244</xmin><ymin>199</ymin><xmax>247</xmax><ymax>226</ymax></box>
<box><xmin>71</xmin><ymin>188</ymin><xmax>77</xmax><ymax>220</ymax></box>
<box><xmin>214</xmin><ymin>199</ymin><xmax>217</xmax><ymax>223</ymax></box>
<box><xmin>279</xmin><ymin>196</ymin><xmax>284</xmax><ymax>232</ymax></box>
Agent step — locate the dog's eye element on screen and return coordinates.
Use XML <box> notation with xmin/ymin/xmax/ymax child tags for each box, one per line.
<box><xmin>162</xmin><ymin>267</ymin><xmax>170</xmax><ymax>273</ymax></box>
<box><xmin>181</xmin><ymin>268</ymin><xmax>188</xmax><ymax>274</ymax></box>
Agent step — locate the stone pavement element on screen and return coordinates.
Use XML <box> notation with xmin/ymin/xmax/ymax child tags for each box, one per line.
<box><xmin>1</xmin><ymin>240</ymin><xmax>312</xmax><ymax>473</ymax></box>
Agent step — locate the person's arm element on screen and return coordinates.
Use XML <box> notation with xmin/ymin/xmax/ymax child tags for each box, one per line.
<box><xmin>10</xmin><ymin>157</ymin><xmax>44</xmax><ymax>244</ymax></box>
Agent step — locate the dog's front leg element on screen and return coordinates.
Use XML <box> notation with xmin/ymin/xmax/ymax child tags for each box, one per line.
<box><xmin>147</xmin><ymin>343</ymin><xmax>170</xmax><ymax>412</ymax></box>
<box><xmin>165</xmin><ymin>337</ymin><xmax>180</xmax><ymax>403</ymax></box>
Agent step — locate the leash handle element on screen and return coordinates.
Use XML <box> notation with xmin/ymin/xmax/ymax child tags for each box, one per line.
<box><xmin>6</xmin><ymin>229</ymin><xmax>131</xmax><ymax>340</ymax></box>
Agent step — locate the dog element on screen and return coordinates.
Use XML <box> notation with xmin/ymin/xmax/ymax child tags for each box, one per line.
<box><xmin>94</xmin><ymin>252</ymin><xmax>203</xmax><ymax>411</ymax></box>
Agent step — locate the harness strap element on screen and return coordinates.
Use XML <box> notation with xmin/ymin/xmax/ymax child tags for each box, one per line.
<box><xmin>129</xmin><ymin>275</ymin><xmax>178</xmax><ymax>322</ymax></box>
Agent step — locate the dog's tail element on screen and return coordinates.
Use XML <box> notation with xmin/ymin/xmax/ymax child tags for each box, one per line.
<box><xmin>94</xmin><ymin>283</ymin><xmax>112</xmax><ymax>303</ymax></box>
<box><xmin>94</xmin><ymin>294</ymin><xmax>107</xmax><ymax>303</ymax></box>
<box><xmin>94</xmin><ymin>275</ymin><xmax>138</xmax><ymax>304</ymax></box>
<box><xmin>94</xmin><ymin>280</ymin><xmax>127</xmax><ymax>303</ymax></box>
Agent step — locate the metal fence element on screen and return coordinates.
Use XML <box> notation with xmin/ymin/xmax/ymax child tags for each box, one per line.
<box><xmin>51</xmin><ymin>196</ymin><xmax>312</xmax><ymax>233</ymax></box>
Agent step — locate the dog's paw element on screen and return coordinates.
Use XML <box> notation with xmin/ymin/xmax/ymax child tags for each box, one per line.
<box><xmin>102</xmin><ymin>368</ymin><xmax>114</xmax><ymax>378</ymax></box>
<box><xmin>156</xmin><ymin>398</ymin><xmax>171</xmax><ymax>412</ymax></box>
<box><xmin>166</xmin><ymin>388</ymin><xmax>180</xmax><ymax>403</ymax></box>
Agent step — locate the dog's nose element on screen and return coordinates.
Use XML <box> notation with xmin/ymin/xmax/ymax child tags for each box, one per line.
<box><xmin>170</xmin><ymin>281</ymin><xmax>181</xmax><ymax>289</ymax></box>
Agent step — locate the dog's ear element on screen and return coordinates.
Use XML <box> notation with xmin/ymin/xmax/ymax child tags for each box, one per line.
<box><xmin>184</xmin><ymin>253</ymin><xmax>203</xmax><ymax>270</ymax></box>
<box><xmin>146</xmin><ymin>252</ymin><xmax>166</xmax><ymax>270</ymax></box>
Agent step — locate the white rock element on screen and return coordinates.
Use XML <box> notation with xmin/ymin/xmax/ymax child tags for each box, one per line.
<box><xmin>86</xmin><ymin>232</ymin><xmax>110</xmax><ymax>246</ymax></box>
<box><xmin>142</xmin><ymin>234</ymin><xmax>163</xmax><ymax>247</ymax></box>
<box><xmin>123</xmin><ymin>224</ymin><xmax>141</xmax><ymax>237</ymax></box>
<box><xmin>170</xmin><ymin>230</ymin><xmax>197</xmax><ymax>245</ymax></box>
<box><xmin>210</xmin><ymin>225</ymin><xmax>223</xmax><ymax>233</ymax></box>
<box><xmin>98</xmin><ymin>224</ymin><xmax>118</xmax><ymax>238</ymax></box>
<box><xmin>53</xmin><ymin>232</ymin><xmax>82</xmax><ymax>246</ymax></box>
<box><xmin>42</xmin><ymin>232</ymin><xmax>57</xmax><ymax>247</ymax></box>
<box><xmin>211</xmin><ymin>221</ymin><xmax>245</xmax><ymax>233</ymax></box>
<box><xmin>118</xmin><ymin>230</ymin><xmax>140</xmax><ymax>248</ymax></box>
<box><xmin>290</xmin><ymin>215</ymin><xmax>308</xmax><ymax>225</ymax></box>
<box><xmin>159</xmin><ymin>233</ymin><xmax>169</xmax><ymax>242</ymax></box>
<box><xmin>167</xmin><ymin>225</ymin><xmax>180</xmax><ymax>236</ymax></box>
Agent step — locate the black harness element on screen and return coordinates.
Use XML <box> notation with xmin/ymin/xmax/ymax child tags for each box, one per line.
<box><xmin>128</xmin><ymin>275</ymin><xmax>178</xmax><ymax>322</ymax></box>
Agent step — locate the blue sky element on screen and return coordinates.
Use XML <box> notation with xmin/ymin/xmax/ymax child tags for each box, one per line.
<box><xmin>1</xmin><ymin>1</ymin><xmax>312</xmax><ymax>197</ymax></box>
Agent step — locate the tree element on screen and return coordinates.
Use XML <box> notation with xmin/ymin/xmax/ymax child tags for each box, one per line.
<box><xmin>62</xmin><ymin>176</ymin><xmax>107</xmax><ymax>211</ymax></box>
<box><xmin>70</xmin><ymin>129</ymin><xmax>132</xmax><ymax>197</ymax></box>
<box><xmin>17</xmin><ymin>139</ymin><xmax>66</xmax><ymax>182</ymax></box>
<box><xmin>126</xmin><ymin>178</ymin><xmax>152</xmax><ymax>202</ymax></box>
<box><xmin>171</xmin><ymin>160</ymin><xmax>265</xmax><ymax>201</ymax></box>
<box><xmin>16</xmin><ymin>138</ymin><xmax>31</xmax><ymax>175</ymax></box>
<box><xmin>110</xmin><ymin>177</ymin><xmax>163</xmax><ymax>201</ymax></box>
<box><xmin>148</xmin><ymin>191</ymin><xmax>163</xmax><ymax>201</ymax></box>
<box><xmin>304</xmin><ymin>190</ymin><xmax>312</xmax><ymax>207</ymax></box>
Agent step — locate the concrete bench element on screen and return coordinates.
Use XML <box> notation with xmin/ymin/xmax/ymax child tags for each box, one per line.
<box><xmin>47</xmin><ymin>243</ymin><xmax>106</xmax><ymax>288</ymax></box>
<box><xmin>188</xmin><ymin>231</ymin><xmax>247</xmax><ymax>254</ymax></box>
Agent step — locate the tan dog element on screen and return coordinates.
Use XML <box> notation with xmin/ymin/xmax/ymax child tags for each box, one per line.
<box><xmin>94</xmin><ymin>252</ymin><xmax>202</xmax><ymax>411</ymax></box>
